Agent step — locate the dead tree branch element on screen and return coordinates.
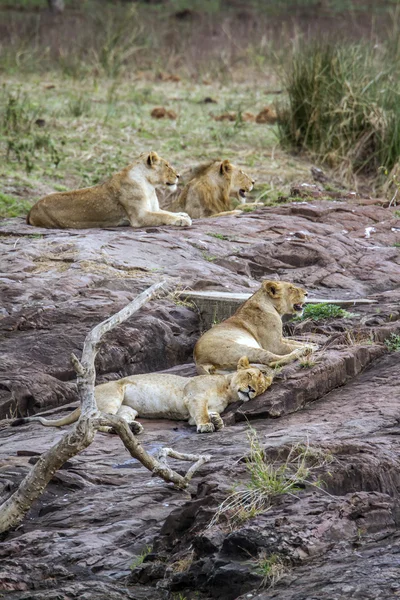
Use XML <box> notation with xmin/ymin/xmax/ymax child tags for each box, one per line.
<box><xmin>0</xmin><ymin>281</ymin><xmax>211</xmax><ymax>533</ymax></box>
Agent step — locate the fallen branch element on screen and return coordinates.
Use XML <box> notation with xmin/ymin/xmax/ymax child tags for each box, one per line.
<box><xmin>0</xmin><ymin>281</ymin><xmax>211</xmax><ymax>533</ymax></box>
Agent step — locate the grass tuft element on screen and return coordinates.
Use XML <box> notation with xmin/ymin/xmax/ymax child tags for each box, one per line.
<box><xmin>130</xmin><ymin>545</ymin><xmax>152</xmax><ymax>570</ymax></box>
<box><xmin>209</xmin><ymin>430</ymin><xmax>332</xmax><ymax>529</ymax></box>
<box><xmin>255</xmin><ymin>552</ymin><xmax>287</xmax><ymax>588</ymax></box>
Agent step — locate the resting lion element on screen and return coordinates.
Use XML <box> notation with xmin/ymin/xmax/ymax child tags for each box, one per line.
<box><xmin>194</xmin><ymin>280</ymin><xmax>319</xmax><ymax>374</ymax></box>
<box><xmin>12</xmin><ymin>358</ymin><xmax>272</xmax><ymax>434</ymax></box>
<box><xmin>27</xmin><ymin>151</ymin><xmax>192</xmax><ymax>229</ymax></box>
<box><xmin>171</xmin><ymin>159</ymin><xmax>261</xmax><ymax>219</ymax></box>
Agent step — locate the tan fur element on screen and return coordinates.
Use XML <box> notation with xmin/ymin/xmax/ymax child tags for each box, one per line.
<box><xmin>12</xmin><ymin>358</ymin><xmax>272</xmax><ymax>434</ymax></box>
<box><xmin>194</xmin><ymin>280</ymin><xmax>319</xmax><ymax>374</ymax></box>
<box><xmin>172</xmin><ymin>159</ymin><xmax>259</xmax><ymax>219</ymax></box>
<box><xmin>27</xmin><ymin>151</ymin><xmax>192</xmax><ymax>229</ymax></box>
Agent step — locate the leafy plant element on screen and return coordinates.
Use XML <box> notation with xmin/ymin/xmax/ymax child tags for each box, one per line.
<box><xmin>384</xmin><ymin>333</ymin><xmax>400</xmax><ymax>352</ymax></box>
<box><xmin>296</xmin><ymin>303</ymin><xmax>355</xmax><ymax>321</ymax></box>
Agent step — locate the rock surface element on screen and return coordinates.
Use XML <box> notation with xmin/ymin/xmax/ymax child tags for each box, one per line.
<box><xmin>0</xmin><ymin>200</ymin><xmax>400</xmax><ymax>599</ymax></box>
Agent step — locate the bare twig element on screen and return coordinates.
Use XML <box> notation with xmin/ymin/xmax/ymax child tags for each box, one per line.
<box><xmin>0</xmin><ymin>281</ymin><xmax>211</xmax><ymax>533</ymax></box>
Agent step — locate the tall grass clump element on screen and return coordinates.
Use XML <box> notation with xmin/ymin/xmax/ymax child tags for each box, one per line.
<box><xmin>277</xmin><ymin>41</ymin><xmax>400</xmax><ymax>186</ymax></box>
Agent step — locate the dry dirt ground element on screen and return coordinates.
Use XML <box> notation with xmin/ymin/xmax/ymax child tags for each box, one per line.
<box><xmin>0</xmin><ymin>197</ymin><xmax>400</xmax><ymax>599</ymax></box>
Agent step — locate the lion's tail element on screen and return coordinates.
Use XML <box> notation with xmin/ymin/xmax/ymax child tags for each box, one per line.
<box><xmin>12</xmin><ymin>407</ymin><xmax>81</xmax><ymax>428</ymax></box>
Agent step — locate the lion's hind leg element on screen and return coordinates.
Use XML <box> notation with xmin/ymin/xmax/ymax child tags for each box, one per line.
<box><xmin>116</xmin><ymin>406</ymin><xmax>143</xmax><ymax>435</ymax></box>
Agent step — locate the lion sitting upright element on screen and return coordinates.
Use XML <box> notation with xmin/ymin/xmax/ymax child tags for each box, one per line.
<box><xmin>27</xmin><ymin>151</ymin><xmax>192</xmax><ymax>229</ymax></box>
<box><xmin>194</xmin><ymin>280</ymin><xmax>319</xmax><ymax>374</ymax></box>
<box><xmin>172</xmin><ymin>159</ymin><xmax>260</xmax><ymax>219</ymax></box>
<box><xmin>12</xmin><ymin>358</ymin><xmax>272</xmax><ymax>434</ymax></box>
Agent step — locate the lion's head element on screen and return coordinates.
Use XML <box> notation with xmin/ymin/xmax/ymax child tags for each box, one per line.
<box><xmin>219</xmin><ymin>159</ymin><xmax>254</xmax><ymax>201</ymax></box>
<box><xmin>262</xmin><ymin>280</ymin><xmax>308</xmax><ymax>316</ymax></box>
<box><xmin>142</xmin><ymin>151</ymin><xmax>180</xmax><ymax>190</ymax></box>
<box><xmin>230</xmin><ymin>356</ymin><xmax>273</xmax><ymax>402</ymax></box>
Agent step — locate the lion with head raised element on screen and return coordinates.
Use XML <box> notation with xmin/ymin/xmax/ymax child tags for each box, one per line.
<box><xmin>27</xmin><ymin>151</ymin><xmax>192</xmax><ymax>229</ymax></box>
<box><xmin>171</xmin><ymin>159</ymin><xmax>260</xmax><ymax>219</ymax></box>
<box><xmin>194</xmin><ymin>280</ymin><xmax>319</xmax><ymax>374</ymax></box>
<box><xmin>12</xmin><ymin>358</ymin><xmax>272</xmax><ymax>434</ymax></box>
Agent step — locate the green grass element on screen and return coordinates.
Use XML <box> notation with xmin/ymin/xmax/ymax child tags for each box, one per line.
<box><xmin>0</xmin><ymin>192</ymin><xmax>32</xmax><ymax>217</ymax></box>
<box><xmin>296</xmin><ymin>303</ymin><xmax>356</xmax><ymax>321</ymax></box>
<box><xmin>130</xmin><ymin>545</ymin><xmax>152</xmax><ymax>570</ymax></box>
<box><xmin>209</xmin><ymin>430</ymin><xmax>331</xmax><ymax>528</ymax></box>
<box><xmin>255</xmin><ymin>552</ymin><xmax>287</xmax><ymax>588</ymax></box>
<box><xmin>277</xmin><ymin>40</ymin><xmax>400</xmax><ymax>187</ymax></box>
<box><xmin>384</xmin><ymin>333</ymin><xmax>400</xmax><ymax>352</ymax></box>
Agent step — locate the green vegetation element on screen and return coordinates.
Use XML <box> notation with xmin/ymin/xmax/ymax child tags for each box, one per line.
<box><xmin>255</xmin><ymin>552</ymin><xmax>287</xmax><ymax>588</ymax></box>
<box><xmin>0</xmin><ymin>191</ymin><xmax>32</xmax><ymax>217</ymax></box>
<box><xmin>384</xmin><ymin>333</ymin><xmax>400</xmax><ymax>352</ymax></box>
<box><xmin>278</xmin><ymin>39</ymin><xmax>400</xmax><ymax>186</ymax></box>
<box><xmin>209</xmin><ymin>430</ymin><xmax>332</xmax><ymax>528</ymax></box>
<box><xmin>297</xmin><ymin>303</ymin><xmax>355</xmax><ymax>321</ymax></box>
<box><xmin>130</xmin><ymin>545</ymin><xmax>152</xmax><ymax>570</ymax></box>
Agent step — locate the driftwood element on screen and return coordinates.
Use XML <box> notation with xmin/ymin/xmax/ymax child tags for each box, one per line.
<box><xmin>0</xmin><ymin>281</ymin><xmax>211</xmax><ymax>534</ymax></box>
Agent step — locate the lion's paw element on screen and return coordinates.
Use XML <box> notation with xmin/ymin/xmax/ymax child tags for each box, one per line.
<box><xmin>197</xmin><ymin>422</ymin><xmax>215</xmax><ymax>434</ymax></box>
<box><xmin>174</xmin><ymin>213</ymin><xmax>192</xmax><ymax>227</ymax></box>
<box><xmin>129</xmin><ymin>421</ymin><xmax>144</xmax><ymax>435</ymax></box>
<box><xmin>209</xmin><ymin>412</ymin><xmax>224</xmax><ymax>431</ymax></box>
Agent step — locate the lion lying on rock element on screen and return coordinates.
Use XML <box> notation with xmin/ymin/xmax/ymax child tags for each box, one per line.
<box><xmin>27</xmin><ymin>151</ymin><xmax>192</xmax><ymax>229</ymax></box>
<box><xmin>194</xmin><ymin>280</ymin><xmax>319</xmax><ymax>374</ymax></box>
<box><xmin>12</xmin><ymin>358</ymin><xmax>272</xmax><ymax>434</ymax></box>
<box><xmin>171</xmin><ymin>159</ymin><xmax>261</xmax><ymax>219</ymax></box>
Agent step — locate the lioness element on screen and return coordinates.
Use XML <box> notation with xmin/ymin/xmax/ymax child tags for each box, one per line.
<box><xmin>27</xmin><ymin>151</ymin><xmax>192</xmax><ymax>229</ymax></box>
<box><xmin>12</xmin><ymin>358</ymin><xmax>272</xmax><ymax>434</ymax></box>
<box><xmin>194</xmin><ymin>280</ymin><xmax>318</xmax><ymax>374</ymax></box>
<box><xmin>172</xmin><ymin>159</ymin><xmax>260</xmax><ymax>219</ymax></box>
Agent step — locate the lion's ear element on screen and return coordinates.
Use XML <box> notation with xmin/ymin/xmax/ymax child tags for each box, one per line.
<box><xmin>147</xmin><ymin>151</ymin><xmax>159</xmax><ymax>167</ymax></box>
<box><xmin>237</xmin><ymin>356</ymin><xmax>250</xmax><ymax>371</ymax></box>
<box><xmin>220</xmin><ymin>160</ymin><xmax>232</xmax><ymax>176</ymax></box>
<box><xmin>263</xmin><ymin>280</ymin><xmax>281</xmax><ymax>297</ymax></box>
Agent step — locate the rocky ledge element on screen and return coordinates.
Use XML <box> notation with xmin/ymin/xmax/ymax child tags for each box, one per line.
<box><xmin>0</xmin><ymin>199</ymin><xmax>399</xmax><ymax>599</ymax></box>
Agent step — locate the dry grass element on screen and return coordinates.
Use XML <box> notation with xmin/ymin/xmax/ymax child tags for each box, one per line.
<box><xmin>209</xmin><ymin>430</ymin><xmax>334</xmax><ymax>529</ymax></box>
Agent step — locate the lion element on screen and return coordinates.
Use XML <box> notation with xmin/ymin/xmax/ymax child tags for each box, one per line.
<box><xmin>12</xmin><ymin>358</ymin><xmax>272</xmax><ymax>434</ymax></box>
<box><xmin>171</xmin><ymin>159</ymin><xmax>261</xmax><ymax>219</ymax></box>
<box><xmin>194</xmin><ymin>280</ymin><xmax>319</xmax><ymax>374</ymax></box>
<box><xmin>27</xmin><ymin>151</ymin><xmax>192</xmax><ymax>229</ymax></box>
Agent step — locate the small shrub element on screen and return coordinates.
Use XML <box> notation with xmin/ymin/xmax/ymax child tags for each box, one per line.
<box><xmin>384</xmin><ymin>333</ymin><xmax>400</xmax><ymax>352</ymax></box>
<box><xmin>296</xmin><ymin>303</ymin><xmax>355</xmax><ymax>321</ymax></box>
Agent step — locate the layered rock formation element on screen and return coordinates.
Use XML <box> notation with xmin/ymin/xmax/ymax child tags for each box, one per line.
<box><xmin>0</xmin><ymin>199</ymin><xmax>399</xmax><ymax>599</ymax></box>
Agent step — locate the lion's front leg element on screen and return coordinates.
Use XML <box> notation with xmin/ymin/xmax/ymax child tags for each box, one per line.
<box><xmin>139</xmin><ymin>210</ymin><xmax>192</xmax><ymax>227</ymax></box>
<box><xmin>282</xmin><ymin>337</ymin><xmax>319</xmax><ymax>351</ymax></box>
<box><xmin>185</xmin><ymin>395</ymin><xmax>217</xmax><ymax>434</ymax></box>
